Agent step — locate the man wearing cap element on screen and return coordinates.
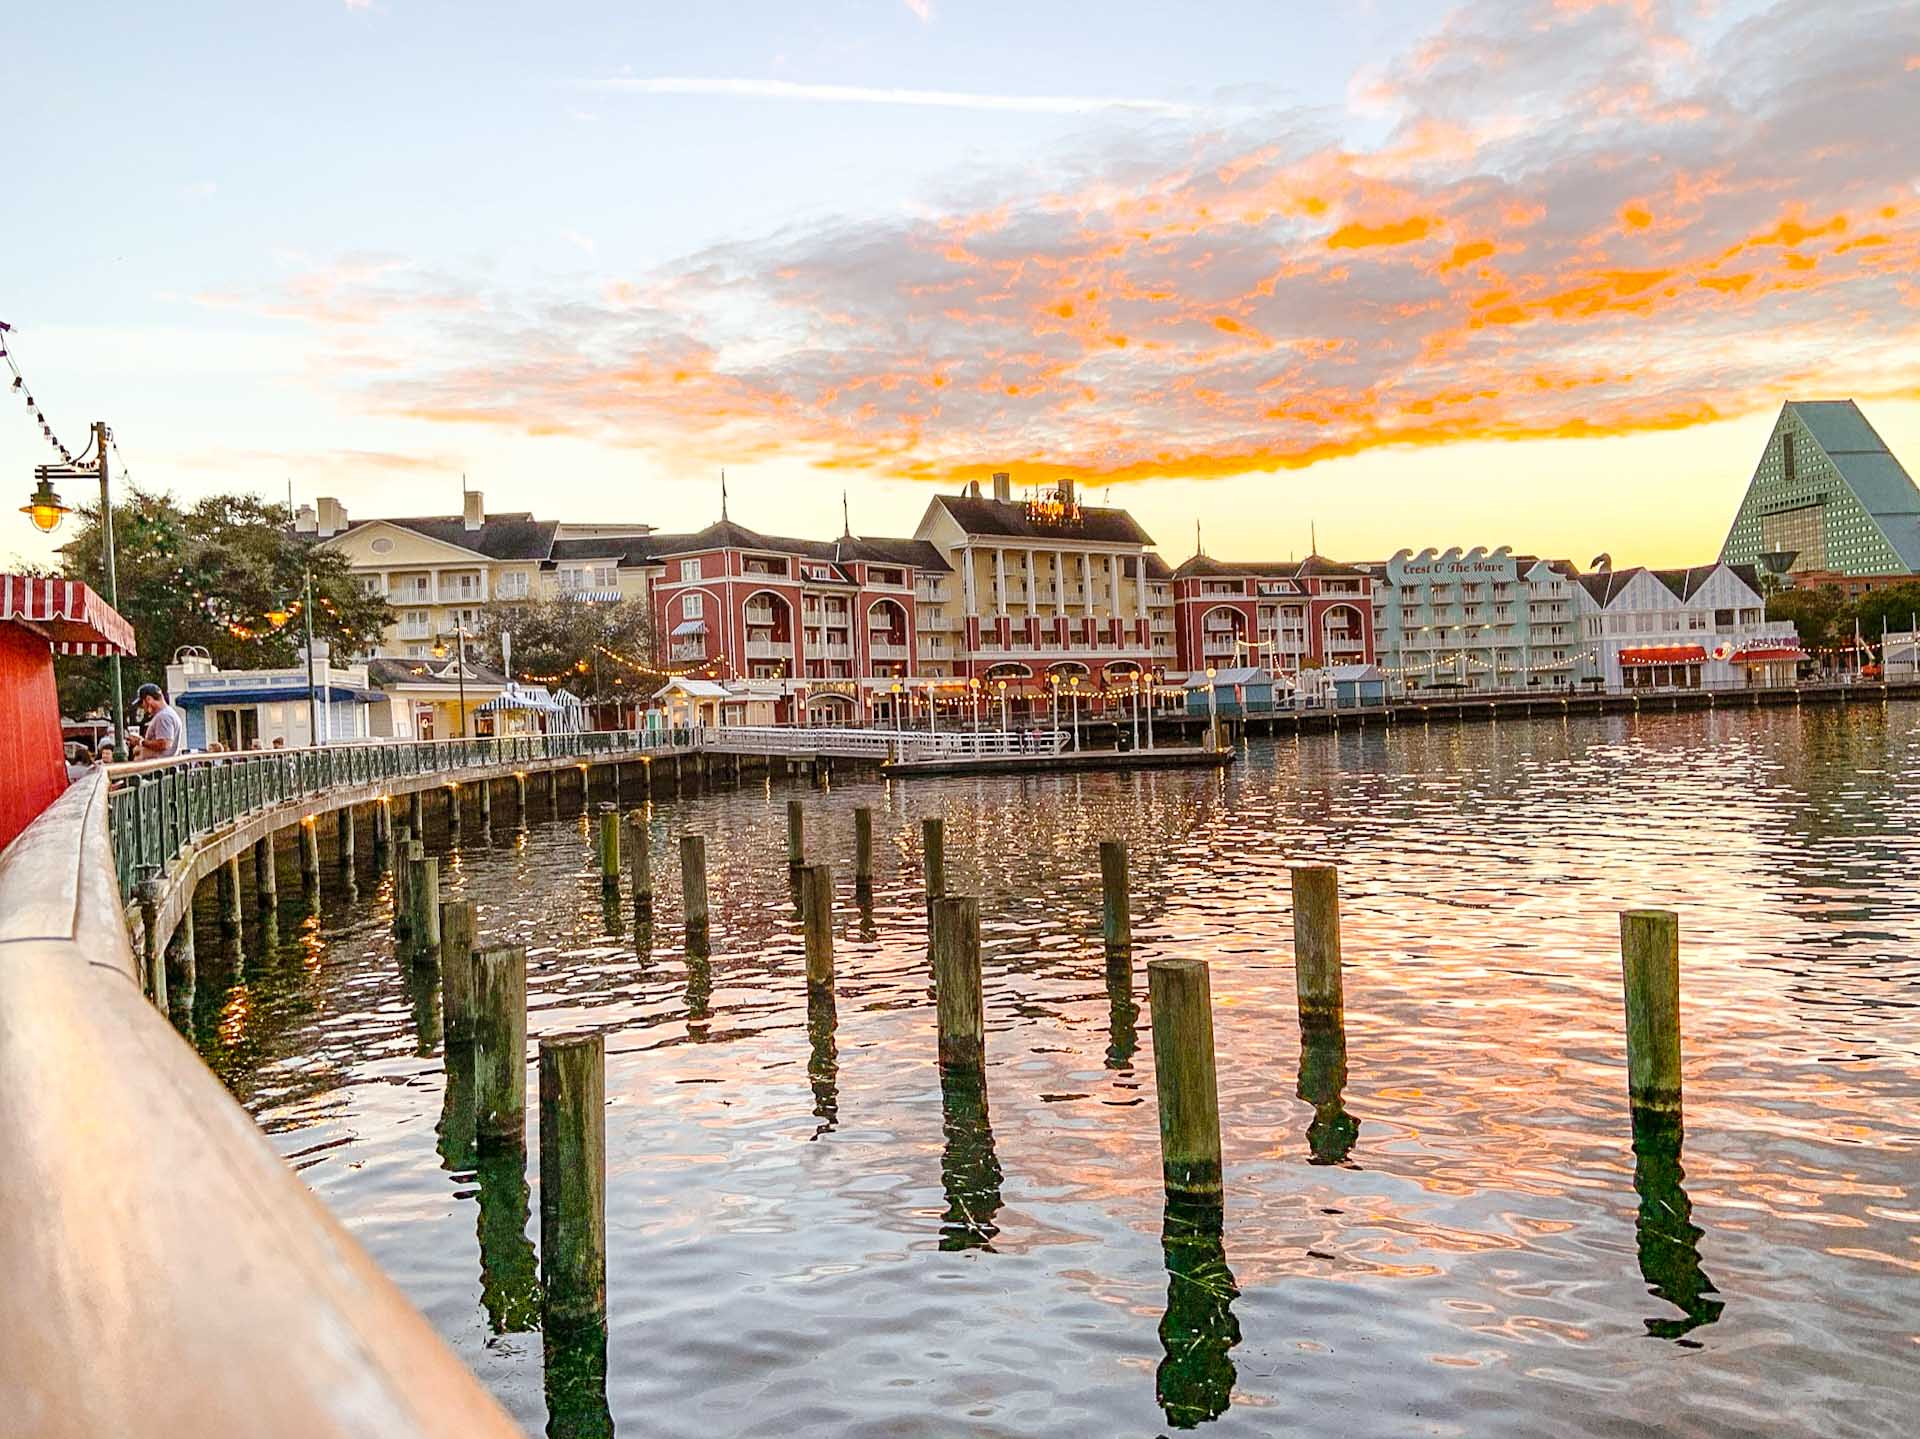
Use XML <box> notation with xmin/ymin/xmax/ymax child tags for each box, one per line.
<box><xmin>133</xmin><ymin>683</ymin><xmax>185</xmax><ymax>760</ymax></box>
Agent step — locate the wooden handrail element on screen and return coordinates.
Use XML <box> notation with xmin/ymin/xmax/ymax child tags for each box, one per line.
<box><xmin>0</xmin><ymin>774</ymin><xmax>520</xmax><ymax>1438</ymax></box>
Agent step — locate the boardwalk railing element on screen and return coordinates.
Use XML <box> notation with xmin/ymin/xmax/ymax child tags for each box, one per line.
<box><xmin>698</xmin><ymin>724</ymin><xmax>1070</xmax><ymax>762</ymax></box>
<box><xmin>0</xmin><ymin>773</ymin><xmax>522</xmax><ymax>1436</ymax></box>
<box><xmin>106</xmin><ymin>729</ymin><xmax>692</xmax><ymax>905</ymax></box>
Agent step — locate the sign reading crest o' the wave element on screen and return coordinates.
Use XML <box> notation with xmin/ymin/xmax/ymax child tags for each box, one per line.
<box><xmin>1387</xmin><ymin>547</ymin><xmax>1521</xmax><ymax>585</ymax></box>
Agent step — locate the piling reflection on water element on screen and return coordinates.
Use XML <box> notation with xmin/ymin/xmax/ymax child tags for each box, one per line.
<box><xmin>1104</xmin><ymin>967</ymin><xmax>1139</xmax><ymax>1072</ymax></box>
<box><xmin>1631</xmin><ymin>1115</ymin><xmax>1723</xmax><ymax>1342</ymax></box>
<box><xmin>543</xmin><ymin>1322</ymin><xmax>613</xmax><ymax>1439</ymax></box>
<box><xmin>807</xmin><ymin>993</ymin><xmax>838</xmax><ymax>1138</ymax></box>
<box><xmin>439</xmin><ymin>1040</ymin><xmax>478</xmax><ymax>1173</ymax></box>
<box><xmin>1156</xmin><ymin>1197</ymin><xmax>1240</xmax><ymax>1430</ymax></box>
<box><xmin>474</xmin><ymin>1145</ymin><xmax>542</xmax><ymax>1335</ymax></box>
<box><xmin>1297</xmin><ymin>1024</ymin><xmax>1358</xmax><ymax>1166</ymax></box>
<box><xmin>937</xmin><ymin>1071</ymin><xmax>1002</xmax><ymax>1251</ymax></box>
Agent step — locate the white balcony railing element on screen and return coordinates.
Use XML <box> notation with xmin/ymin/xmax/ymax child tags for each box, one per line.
<box><xmin>745</xmin><ymin>639</ymin><xmax>788</xmax><ymax>660</ymax></box>
<box><xmin>670</xmin><ymin>641</ymin><xmax>707</xmax><ymax>662</ymax></box>
<box><xmin>869</xmin><ymin>642</ymin><xmax>908</xmax><ymax>661</ymax></box>
<box><xmin>745</xmin><ymin>606</ymin><xmax>778</xmax><ymax>626</ymax></box>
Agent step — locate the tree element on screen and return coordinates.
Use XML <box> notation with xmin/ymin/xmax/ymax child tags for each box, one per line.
<box><xmin>53</xmin><ymin>486</ymin><xmax>391</xmax><ymax>715</ymax></box>
<box><xmin>1851</xmin><ymin>581</ymin><xmax>1920</xmax><ymax>644</ymax></box>
<box><xmin>1765</xmin><ymin>585</ymin><xmax>1849</xmax><ymax>668</ymax></box>
<box><xmin>473</xmin><ymin>594</ymin><xmax>659</xmax><ymax>702</ymax></box>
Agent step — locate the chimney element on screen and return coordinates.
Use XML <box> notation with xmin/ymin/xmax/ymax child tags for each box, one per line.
<box><xmin>463</xmin><ymin>489</ymin><xmax>484</xmax><ymax>531</ymax></box>
<box><xmin>1058</xmin><ymin>477</ymin><xmax>1076</xmax><ymax>505</ymax></box>
<box><xmin>992</xmin><ymin>471</ymin><xmax>1011</xmax><ymax>503</ymax></box>
<box><xmin>293</xmin><ymin>503</ymin><xmax>318</xmax><ymax>534</ymax></box>
<box><xmin>315</xmin><ymin>497</ymin><xmax>347</xmax><ymax>536</ymax></box>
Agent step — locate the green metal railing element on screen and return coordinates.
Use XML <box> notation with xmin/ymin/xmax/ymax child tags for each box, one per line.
<box><xmin>107</xmin><ymin>729</ymin><xmax>693</xmax><ymax>905</ymax></box>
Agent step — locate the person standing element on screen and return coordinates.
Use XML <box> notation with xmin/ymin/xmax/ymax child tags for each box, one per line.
<box><xmin>133</xmin><ymin>683</ymin><xmax>185</xmax><ymax>760</ymax></box>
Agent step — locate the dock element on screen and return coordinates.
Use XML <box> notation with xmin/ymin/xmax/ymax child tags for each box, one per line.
<box><xmin>881</xmin><ymin>744</ymin><xmax>1232</xmax><ymax>778</ymax></box>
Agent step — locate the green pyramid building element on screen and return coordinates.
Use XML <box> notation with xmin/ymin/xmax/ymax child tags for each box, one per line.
<box><xmin>1720</xmin><ymin>400</ymin><xmax>1920</xmax><ymax>579</ymax></box>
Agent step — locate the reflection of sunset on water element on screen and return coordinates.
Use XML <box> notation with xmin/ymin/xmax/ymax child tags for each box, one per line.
<box><xmin>185</xmin><ymin>704</ymin><xmax>1920</xmax><ymax>1435</ymax></box>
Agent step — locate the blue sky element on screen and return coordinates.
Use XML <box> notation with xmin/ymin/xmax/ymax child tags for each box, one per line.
<box><xmin>7</xmin><ymin>0</ymin><xmax>1918</xmax><ymax>571</ymax></box>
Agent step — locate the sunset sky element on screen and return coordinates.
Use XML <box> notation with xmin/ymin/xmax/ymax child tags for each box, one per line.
<box><xmin>7</xmin><ymin>0</ymin><xmax>1918</xmax><ymax>573</ymax></box>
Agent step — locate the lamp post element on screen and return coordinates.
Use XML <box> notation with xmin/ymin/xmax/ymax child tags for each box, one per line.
<box><xmin>969</xmin><ymin>676</ymin><xmax>980</xmax><ymax>729</ymax></box>
<box><xmin>1069</xmin><ymin>673</ymin><xmax>1082</xmax><ymax>750</ymax></box>
<box><xmin>21</xmin><ymin>425</ymin><xmax>125</xmax><ymax>753</ymax></box>
<box><xmin>1144</xmin><ymin>675</ymin><xmax>1156</xmax><ymax>750</ymax></box>
<box><xmin>1129</xmin><ymin>673</ymin><xmax>1141</xmax><ymax>750</ymax></box>
<box><xmin>432</xmin><ymin>615</ymin><xmax>470</xmax><ymax>738</ymax></box>
<box><xmin>891</xmin><ymin>681</ymin><xmax>903</xmax><ymax>738</ymax></box>
<box><xmin>1049</xmin><ymin>673</ymin><xmax>1060</xmax><ymax>734</ymax></box>
<box><xmin>996</xmin><ymin>678</ymin><xmax>1008</xmax><ymax>732</ymax></box>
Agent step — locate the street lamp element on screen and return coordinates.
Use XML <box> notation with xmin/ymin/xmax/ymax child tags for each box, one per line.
<box><xmin>1144</xmin><ymin>674</ymin><xmax>1156</xmax><ymax>750</ymax></box>
<box><xmin>432</xmin><ymin>613</ymin><xmax>471</xmax><ymax>737</ymax></box>
<box><xmin>23</xmin><ymin>428</ymin><xmax>125</xmax><ymax>753</ymax></box>
<box><xmin>968</xmin><ymin>676</ymin><xmax>981</xmax><ymax>728</ymax></box>
<box><xmin>264</xmin><ymin>568</ymin><xmax>321</xmax><ymax>745</ymax></box>
<box><xmin>996</xmin><ymin>678</ymin><xmax>1009</xmax><ymax>732</ymax></box>
<box><xmin>1129</xmin><ymin>673</ymin><xmax>1141</xmax><ymax>750</ymax></box>
<box><xmin>1069</xmin><ymin>673</ymin><xmax>1082</xmax><ymax>750</ymax></box>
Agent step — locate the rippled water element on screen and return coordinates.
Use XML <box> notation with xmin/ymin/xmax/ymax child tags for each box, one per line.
<box><xmin>186</xmin><ymin>705</ymin><xmax>1920</xmax><ymax>1437</ymax></box>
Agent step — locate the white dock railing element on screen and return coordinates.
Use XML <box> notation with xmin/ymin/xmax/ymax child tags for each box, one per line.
<box><xmin>695</xmin><ymin>725</ymin><xmax>1069</xmax><ymax>763</ymax></box>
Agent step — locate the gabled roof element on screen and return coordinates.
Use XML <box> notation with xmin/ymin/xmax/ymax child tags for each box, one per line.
<box><xmin>934</xmin><ymin>494</ymin><xmax>1154</xmax><ymax>546</ymax></box>
<box><xmin>636</xmin><ymin>521</ymin><xmax>947</xmax><ymax>572</ymax></box>
<box><xmin>1574</xmin><ymin>562</ymin><xmax>1759</xmax><ymax>607</ymax></box>
<box><xmin>340</xmin><ymin>514</ymin><xmax>557</xmax><ymax>562</ymax></box>
<box><xmin>1170</xmin><ymin>553</ymin><xmax>1364</xmax><ymax>580</ymax></box>
<box><xmin>366</xmin><ymin>656</ymin><xmax>510</xmax><ymax>689</ymax></box>
<box><xmin>834</xmin><ymin>536</ymin><xmax>953</xmax><ymax>573</ymax></box>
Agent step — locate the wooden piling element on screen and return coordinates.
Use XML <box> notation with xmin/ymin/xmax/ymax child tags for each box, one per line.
<box><xmin>679</xmin><ymin>833</ymin><xmax>709</xmax><ymax>951</ymax></box>
<box><xmin>408</xmin><ymin>788</ymin><xmax>425</xmax><ymax>835</ymax></box>
<box><xmin>1148</xmin><ymin>957</ymin><xmax>1224</xmax><ymax>1201</ymax></box>
<box><xmin>479</xmin><ymin>779</ymin><xmax>492</xmax><ymax>825</ymax></box>
<box><xmin>1290</xmin><ymin>864</ymin><xmax>1344</xmax><ymax>1031</ymax></box>
<box><xmin>372</xmin><ymin>797</ymin><xmax>390</xmax><ymax>851</ymax></box>
<box><xmin>253</xmin><ymin>836</ymin><xmax>277</xmax><ymax>909</ymax></box>
<box><xmin>440</xmin><ymin>899</ymin><xmax>478</xmax><ymax>1047</ymax></box>
<box><xmin>854</xmin><ymin>807</ymin><xmax>873</xmax><ymax>890</ymax></box>
<box><xmin>514</xmin><ymin>773</ymin><xmax>527</xmax><ymax>815</ymax></box>
<box><xmin>219</xmin><ymin>855</ymin><xmax>243</xmax><ymax>936</ymax></box>
<box><xmin>786</xmin><ymin>800</ymin><xmax>805</xmax><ymax>870</ymax></box>
<box><xmin>409</xmin><ymin>853</ymin><xmax>442</xmax><ymax>954</ymax></box>
<box><xmin>627</xmin><ymin>810</ymin><xmax>652</xmax><ymax>908</ymax></box>
<box><xmin>539</xmin><ymin>1033</ymin><xmax>607</xmax><ymax>1335</ymax></box>
<box><xmin>299</xmin><ymin>819</ymin><xmax>321</xmax><ymax>889</ymax></box>
<box><xmin>930</xmin><ymin>895</ymin><xmax>984</xmax><ymax>1076</ymax></box>
<box><xmin>447</xmin><ymin>784</ymin><xmax>462</xmax><ymax>839</ymax></box>
<box><xmin>597</xmin><ymin>807</ymin><xmax>620</xmax><ymax>891</ymax></box>
<box><xmin>337</xmin><ymin>805</ymin><xmax>356</xmax><ymax>871</ymax></box>
<box><xmin>393</xmin><ymin>838</ymin><xmax>416</xmax><ymax>942</ymax></box>
<box><xmin>1100</xmin><ymin>839</ymin><xmax>1132</xmax><ymax>974</ymax></box>
<box><xmin>473</xmin><ymin>944</ymin><xmax>528</xmax><ymax>1149</ymax></box>
<box><xmin>801</xmin><ymin>863</ymin><xmax>835</xmax><ymax>998</ymax></box>
<box><xmin>922</xmin><ymin>817</ymin><xmax>946</xmax><ymax>915</ymax></box>
<box><xmin>1620</xmin><ymin>909</ymin><xmax>1682</xmax><ymax>1122</ymax></box>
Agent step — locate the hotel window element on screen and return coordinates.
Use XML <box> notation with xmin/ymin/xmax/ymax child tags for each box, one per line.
<box><xmin>497</xmin><ymin>572</ymin><xmax>528</xmax><ymax>599</ymax></box>
<box><xmin>680</xmin><ymin>559</ymin><xmax>701</xmax><ymax>582</ymax></box>
<box><xmin>682</xmin><ymin>593</ymin><xmax>704</xmax><ymax>619</ymax></box>
<box><xmin>1782</xmin><ymin>432</ymin><xmax>1796</xmax><ymax>483</ymax></box>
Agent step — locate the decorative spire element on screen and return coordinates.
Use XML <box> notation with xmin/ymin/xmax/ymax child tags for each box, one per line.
<box><xmin>1195</xmin><ymin>518</ymin><xmax>1204</xmax><ymax>558</ymax></box>
<box><xmin>1310</xmin><ymin>520</ymin><xmax>1318</xmax><ymax>557</ymax></box>
<box><xmin>720</xmin><ymin>468</ymin><xmax>729</xmax><ymax>521</ymax></box>
<box><xmin>842</xmin><ymin>490</ymin><xmax>852</xmax><ymax>539</ymax></box>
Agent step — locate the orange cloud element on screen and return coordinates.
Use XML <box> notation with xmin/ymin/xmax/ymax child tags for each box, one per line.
<box><xmin>1326</xmin><ymin>215</ymin><xmax>1441</xmax><ymax>249</ymax></box>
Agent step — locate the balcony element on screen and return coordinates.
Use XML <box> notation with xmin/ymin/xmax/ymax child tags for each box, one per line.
<box><xmin>804</xmin><ymin>640</ymin><xmax>851</xmax><ymax>660</ymax></box>
<box><xmin>670</xmin><ymin>641</ymin><xmax>706</xmax><ymax>662</ymax></box>
<box><xmin>745</xmin><ymin>639</ymin><xmax>788</xmax><ymax>660</ymax></box>
<box><xmin>746</xmin><ymin>605</ymin><xmax>778</xmax><ymax>626</ymax></box>
<box><xmin>1202</xmin><ymin>637</ymin><xmax>1239</xmax><ymax>658</ymax></box>
<box><xmin>1151</xmin><ymin>617</ymin><xmax>1174</xmax><ymax>633</ymax></box>
<box><xmin>869</xmin><ymin>641</ymin><xmax>908</xmax><ymax>662</ymax></box>
<box><xmin>396</xmin><ymin>619</ymin><xmax>432</xmax><ymax>641</ymax></box>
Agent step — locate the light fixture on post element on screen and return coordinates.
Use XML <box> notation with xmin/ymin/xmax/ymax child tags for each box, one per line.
<box><xmin>21</xmin><ymin>474</ymin><xmax>70</xmax><ymax>533</ymax></box>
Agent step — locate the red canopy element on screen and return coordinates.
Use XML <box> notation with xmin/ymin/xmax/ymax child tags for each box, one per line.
<box><xmin>0</xmin><ymin>576</ymin><xmax>136</xmax><ymax>656</ymax></box>
<box><xmin>1619</xmin><ymin>644</ymin><xmax>1705</xmax><ymax>666</ymax></box>
<box><xmin>1731</xmin><ymin>644</ymin><xmax>1804</xmax><ymax>662</ymax></box>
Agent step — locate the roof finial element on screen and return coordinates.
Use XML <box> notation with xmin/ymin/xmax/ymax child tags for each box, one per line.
<box><xmin>720</xmin><ymin>468</ymin><xmax>729</xmax><ymax>522</ymax></box>
<box><xmin>842</xmin><ymin>490</ymin><xmax>852</xmax><ymax>539</ymax></box>
<box><xmin>1310</xmin><ymin>520</ymin><xmax>1318</xmax><ymax>557</ymax></box>
<box><xmin>1195</xmin><ymin>518</ymin><xmax>1203</xmax><ymax>558</ymax></box>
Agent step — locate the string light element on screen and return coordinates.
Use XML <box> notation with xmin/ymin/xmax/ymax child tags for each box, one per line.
<box><xmin>0</xmin><ymin>320</ymin><xmax>81</xmax><ymax>465</ymax></box>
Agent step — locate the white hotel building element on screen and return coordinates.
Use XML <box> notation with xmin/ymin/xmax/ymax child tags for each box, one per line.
<box><xmin>1368</xmin><ymin>547</ymin><xmax>1804</xmax><ymax>692</ymax></box>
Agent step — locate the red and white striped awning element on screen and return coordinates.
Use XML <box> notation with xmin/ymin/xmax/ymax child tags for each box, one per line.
<box><xmin>0</xmin><ymin>575</ymin><xmax>136</xmax><ymax>656</ymax></box>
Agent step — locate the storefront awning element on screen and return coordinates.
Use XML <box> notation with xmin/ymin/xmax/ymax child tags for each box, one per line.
<box><xmin>178</xmin><ymin>684</ymin><xmax>381</xmax><ymax>707</ymax></box>
<box><xmin>1620</xmin><ymin>645</ymin><xmax>1707</xmax><ymax>666</ymax></box>
<box><xmin>1730</xmin><ymin>644</ymin><xmax>1804</xmax><ymax>663</ymax></box>
<box><xmin>0</xmin><ymin>575</ymin><xmax>136</xmax><ymax>656</ymax></box>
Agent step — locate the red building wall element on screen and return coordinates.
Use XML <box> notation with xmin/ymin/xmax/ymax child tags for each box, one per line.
<box><xmin>0</xmin><ymin>622</ymin><xmax>69</xmax><ymax>853</ymax></box>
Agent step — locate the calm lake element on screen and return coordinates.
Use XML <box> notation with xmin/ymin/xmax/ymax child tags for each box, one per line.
<box><xmin>187</xmin><ymin>704</ymin><xmax>1920</xmax><ymax>1437</ymax></box>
